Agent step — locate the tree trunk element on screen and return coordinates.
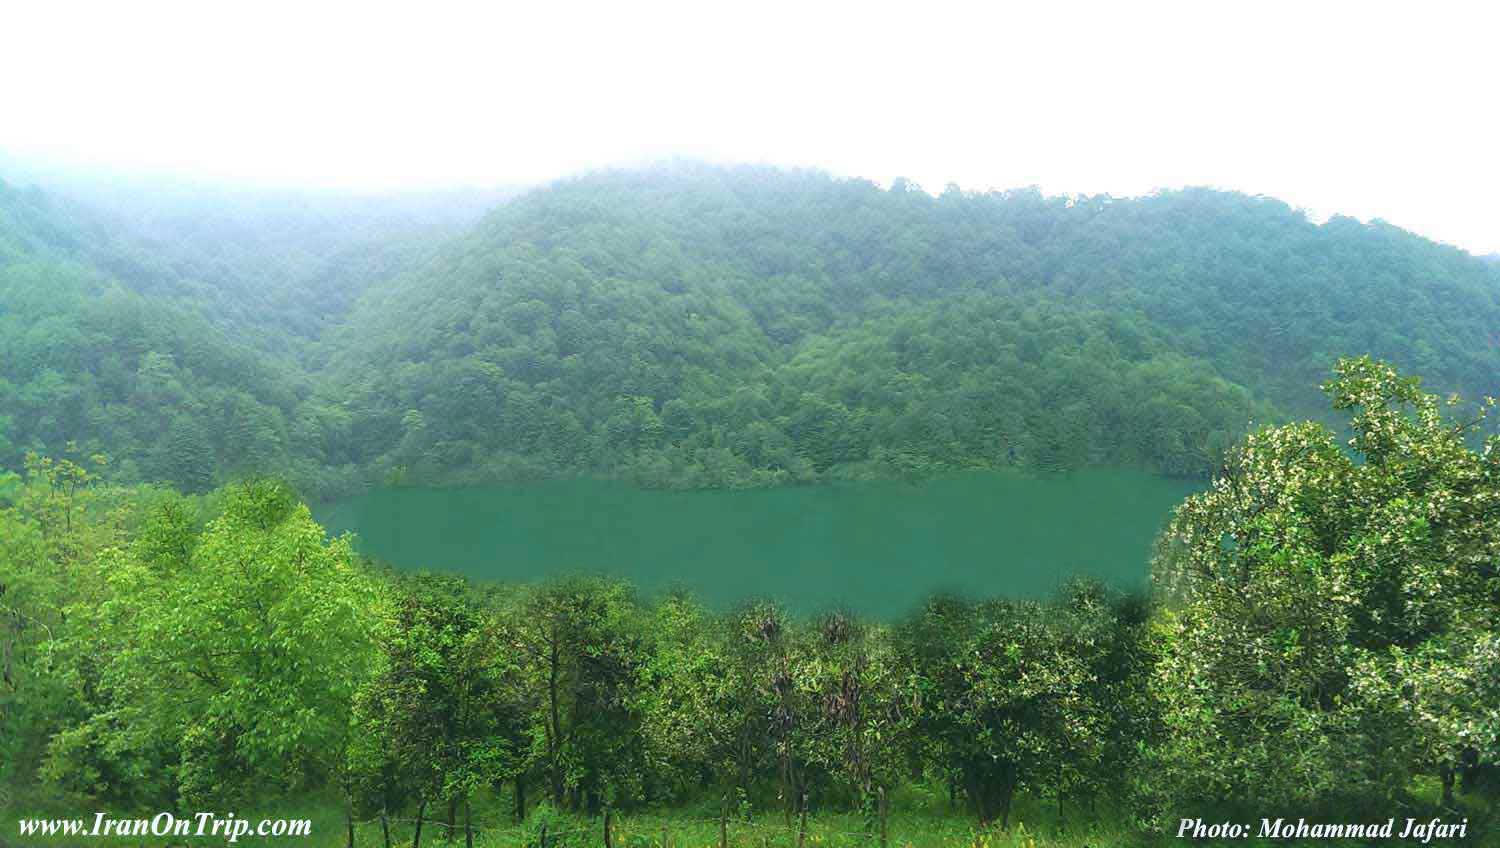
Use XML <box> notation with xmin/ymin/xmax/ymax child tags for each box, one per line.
<box><xmin>548</xmin><ymin>637</ymin><xmax>564</xmax><ymax>804</ymax></box>
<box><xmin>962</xmin><ymin>761</ymin><xmax>1016</xmax><ymax>829</ymax></box>
<box><xmin>464</xmin><ymin>797</ymin><xmax>474</xmax><ymax>848</ymax></box>
<box><xmin>737</xmin><ymin>741</ymin><xmax>752</xmax><ymax>815</ymax></box>
<box><xmin>380</xmin><ymin>809</ymin><xmax>391</xmax><ymax>848</ymax></box>
<box><xmin>780</xmin><ymin>758</ymin><xmax>791</xmax><ymax>825</ymax></box>
<box><xmin>515</xmin><ymin>776</ymin><xmax>527</xmax><ymax>822</ymax></box>
<box><xmin>963</xmin><ymin>766</ymin><xmax>986</xmax><ymax>824</ymax></box>
<box><xmin>999</xmin><ymin>768</ymin><xmax>1016</xmax><ymax>831</ymax></box>
<box><xmin>604</xmin><ymin>808</ymin><xmax>613</xmax><ymax>848</ymax></box>
<box><xmin>346</xmin><ymin>804</ymin><xmax>355</xmax><ymax>848</ymax></box>
<box><xmin>1441</xmin><ymin>762</ymin><xmax>1457</xmax><ymax>809</ymax></box>
<box><xmin>878</xmin><ymin>786</ymin><xmax>888</xmax><ymax>848</ymax></box>
<box><xmin>719</xmin><ymin>798</ymin><xmax>728</xmax><ymax>848</ymax></box>
<box><xmin>1460</xmin><ymin>746</ymin><xmax>1481</xmax><ymax>792</ymax></box>
<box><xmin>796</xmin><ymin>792</ymin><xmax>808</xmax><ymax>848</ymax></box>
<box><xmin>2</xmin><ymin>631</ymin><xmax>13</xmax><ymax>693</ymax></box>
<box><xmin>446</xmin><ymin>796</ymin><xmax>457</xmax><ymax>835</ymax></box>
<box><xmin>411</xmin><ymin>799</ymin><xmax>427</xmax><ymax>848</ymax></box>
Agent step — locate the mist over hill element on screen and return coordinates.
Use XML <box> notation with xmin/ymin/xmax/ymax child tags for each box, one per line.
<box><xmin>3</xmin><ymin>161</ymin><xmax>1497</xmax><ymax>497</ymax></box>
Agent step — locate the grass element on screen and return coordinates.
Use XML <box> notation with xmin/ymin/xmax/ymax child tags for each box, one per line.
<box><xmin>5</xmin><ymin>785</ymin><xmax>1497</xmax><ymax>847</ymax></box>
<box><xmin>339</xmin><ymin>806</ymin><xmax>1134</xmax><ymax>848</ymax></box>
<box><xmin>3</xmin><ymin>794</ymin><xmax>1131</xmax><ymax>848</ymax></box>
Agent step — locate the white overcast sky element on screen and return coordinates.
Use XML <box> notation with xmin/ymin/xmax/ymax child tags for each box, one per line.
<box><xmin>3</xmin><ymin>1</ymin><xmax>1497</xmax><ymax>253</ymax></box>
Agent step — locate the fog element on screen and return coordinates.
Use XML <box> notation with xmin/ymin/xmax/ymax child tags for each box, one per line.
<box><xmin>3</xmin><ymin>1</ymin><xmax>1498</xmax><ymax>253</ymax></box>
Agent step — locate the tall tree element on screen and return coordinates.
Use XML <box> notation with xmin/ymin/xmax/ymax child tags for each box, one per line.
<box><xmin>42</xmin><ymin>480</ymin><xmax>384</xmax><ymax>806</ymax></box>
<box><xmin>1145</xmin><ymin>357</ymin><xmax>1500</xmax><ymax>818</ymax></box>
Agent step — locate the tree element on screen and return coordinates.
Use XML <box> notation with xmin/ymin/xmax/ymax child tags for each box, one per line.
<box><xmin>154</xmin><ymin>414</ymin><xmax>216</xmax><ymax>493</ymax></box>
<box><xmin>42</xmin><ymin>480</ymin><xmax>384</xmax><ymax>808</ymax></box>
<box><xmin>800</xmin><ymin>612</ymin><xmax>911</xmax><ymax>835</ymax></box>
<box><xmin>897</xmin><ymin>594</ymin><xmax>1108</xmax><ymax>827</ymax></box>
<box><xmin>0</xmin><ymin>451</ymin><xmax>132</xmax><ymax>796</ymax></box>
<box><xmin>638</xmin><ymin>595</ymin><xmax>758</xmax><ymax>815</ymax></box>
<box><xmin>351</xmin><ymin>575</ymin><xmax>530</xmax><ymax>847</ymax></box>
<box><xmin>514</xmin><ymin>577</ymin><xmax>646</xmax><ymax>813</ymax></box>
<box><xmin>1145</xmin><ymin>357</ymin><xmax>1500</xmax><ymax>817</ymax></box>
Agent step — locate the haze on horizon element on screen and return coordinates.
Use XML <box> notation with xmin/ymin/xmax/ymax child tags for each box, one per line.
<box><xmin>3</xmin><ymin>1</ymin><xmax>1497</xmax><ymax>254</ymax></box>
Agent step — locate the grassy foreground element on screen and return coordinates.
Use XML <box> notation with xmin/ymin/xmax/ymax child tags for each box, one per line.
<box><xmin>8</xmin><ymin>783</ymin><xmax>1497</xmax><ymax>848</ymax></box>
<box><xmin>3</xmin><ymin>806</ymin><xmax>1135</xmax><ymax>848</ymax></box>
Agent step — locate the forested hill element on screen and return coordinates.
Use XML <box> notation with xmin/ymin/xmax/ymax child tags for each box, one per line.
<box><xmin>0</xmin><ymin>177</ymin><xmax>301</xmax><ymax>490</ymax></box>
<box><xmin>0</xmin><ymin>174</ymin><xmax>504</xmax><ymax>492</ymax></box>
<box><xmin>0</xmin><ymin>166</ymin><xmax>517</xmax><ymax>355</ymax></box>
<box><xmin>3</xmin><ymin>162</ymin><xmax>1499</xmax><ymax>496</ymax></box>
<box><xmin>323</xmin><ymin>164</ymin><xmax>1500</xmax><ymax>492</ymax></box>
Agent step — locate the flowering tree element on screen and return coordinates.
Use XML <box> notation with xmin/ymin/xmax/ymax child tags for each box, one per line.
<box><xmin>1146</xmin><ymin>357</ymin><xmax>1499</xmax><ymax>815</ymax></box>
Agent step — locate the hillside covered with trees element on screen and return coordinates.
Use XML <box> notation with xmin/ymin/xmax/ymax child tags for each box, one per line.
<box><xmin>3</xmin><ymin>161</ymin><xmax>1499</xmax><ymax>844</ymax></box>
<box><xmin>3</xmin><ymin>163</ymin><xmax>1499</xmax><ymax>499</ymax></box>
<box><xmin>0</xmin><ymin>175</ymin><xmax>503</xmax><ymax>494</ymax></box>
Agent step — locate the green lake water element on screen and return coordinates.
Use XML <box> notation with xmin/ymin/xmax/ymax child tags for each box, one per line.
<box><xmin>318</xmin><ymin>470</ymin><xmax>1198</xmax><ymax>617</ymax></box>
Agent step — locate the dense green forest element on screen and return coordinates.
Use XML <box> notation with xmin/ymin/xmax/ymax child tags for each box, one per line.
<box><xmin>4</xmin><ymin>163</ymin><xmax>1499</xmax><ymax>498</ymax></box>
<box><xmin>3</xmin><ymin>162</ymin><xmax>1499</xmax><ymax>844</ymax></box>
<box><xmin>0</xmin><ymin>173</ymin><xmax>507</xmax><ymax>494</ymax></box>
<box><xmin>2</xmin><ymin>360</ymin><xmax>1496</xmax><ymax>846</ymax></box>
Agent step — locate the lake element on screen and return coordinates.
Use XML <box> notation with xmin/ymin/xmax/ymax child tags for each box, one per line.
<box><xmin>318</xmin><ymin>470</ymin><xmax>1198</xmax><ymax>617</ymax></box>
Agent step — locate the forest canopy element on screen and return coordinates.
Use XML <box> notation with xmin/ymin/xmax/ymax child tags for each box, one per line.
<box><xmin>2</xmin><ymin>163</ymin><xmax>1499</xmax><ymax>499</ymax></box>
<box><xmin>3</xmin><ymin>161</ymin><xmax>1500</xmax><ymax>843</ymax></box>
